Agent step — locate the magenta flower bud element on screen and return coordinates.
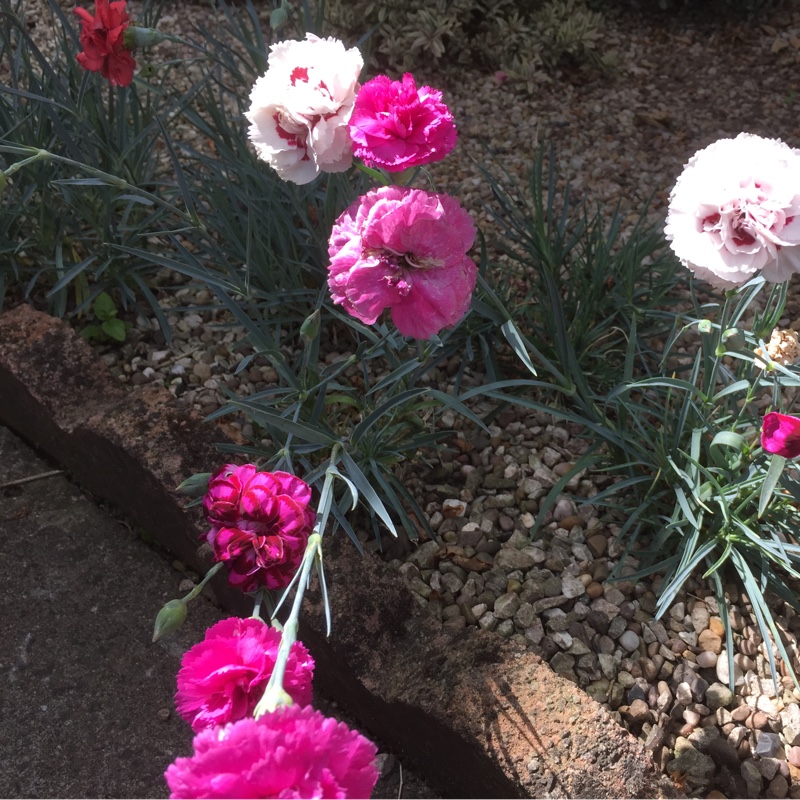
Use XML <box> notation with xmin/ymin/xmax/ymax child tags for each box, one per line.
<box><xmin>761</xmin><ymin>411</ymin><xmax>800</xmax><ymax>458</ymax></box>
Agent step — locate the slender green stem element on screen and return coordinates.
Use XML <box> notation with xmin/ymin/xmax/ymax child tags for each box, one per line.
<box><xmin>182</xmin><ymin>561</ymin><xmax>224</xmax><ymax>602</ymax></box>
<box><xmin>253</xmin><ymin>533</ymin><xmax>322</xmax><ymax>717</ymax></box>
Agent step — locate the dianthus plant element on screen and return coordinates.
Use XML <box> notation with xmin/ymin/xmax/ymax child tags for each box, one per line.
<box><xmin>488</xmin><ymin>133</ymin><xmax>800</xmax><ymax>694</ymax></box>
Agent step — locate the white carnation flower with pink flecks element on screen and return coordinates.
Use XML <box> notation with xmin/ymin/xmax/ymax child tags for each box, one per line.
<box><xmin>665</xmin><ymin>133</ymin><xmax>800</xmax><ymax>287</ymax></box>
<box><xmin>246</xmin><ymin>34</ymin><xmax>363</xmax><ymax>185</ymax></box>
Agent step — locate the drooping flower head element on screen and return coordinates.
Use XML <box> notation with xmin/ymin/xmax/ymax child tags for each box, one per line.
<box><xmin>761</xmin><ymin>411</ymin><xmax>800</xmax><ymax>458</ymax></box>
<box><xmin>349</xmin><ymin>73</ymin><xmax>457</xmax><ymax>172</ymax></box>
<box><xmin>74</xmin><ymin>0</ymin><xmax>136</xmax><ymax>87</ymax></box>
<box><xmin>165</xmin><ymin>705</ymin><xmax>379</xmax><ymax>799</ymax></box>
<box><xmin>665</xmin><ymin>133</ymin><xmax>800</xmax><ymax>287</ymax></box>
<box><xmin>176</xmin><ymin>617</ymin><xmax>314</xmax><ymax>732</ymax></box>
<box><xmin>201</xmin><ymin>465</ymin><xmax>315</xmax><ymax>592</ymax></box>
<box><xmin>246</xmin><ymin>34</ymin><xmax>363</xmax><ymax>185</ymax></box>
<box><xmin>328</xmin><ymin>185</ymin><xmax>477</xmax><ymax>339</ymax></box>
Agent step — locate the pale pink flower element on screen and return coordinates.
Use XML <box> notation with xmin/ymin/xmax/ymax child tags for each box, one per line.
<box><xmin>327</xmin><ymin>186</ymin><xmax>477</xmax><ymax>339</ymax></box>
<box><xmin>349</xmin><ymin>73</ymin><xmax>456</xmax><ymax>172</ymax></box>
<box><xmin>761</xmin><ymin>411</ymin><xmax>800</xmax><ymax>458</ymax></box>
<box><xmin>175</xmin><ymin>617</ymin><xmax>314</xmax><ymax>732</ymax></box>
<box><xmin>246</xmin><ymin>34</ymin><xmax>363</xmax><ymax>185</ymax></box>
<box><xmin>165</xmin><ymin>705</ymin><xmax>379</xmax><ymax>799</ymax></box>
<box><xmin>201</xmin><ymin>465</ymin><xmax>315</xmax><ymax>592</ymax></box>
<box><xmin>665</xmin><ymin>133</ymin><xmax>800</xmax><ymax>287</ymax></box>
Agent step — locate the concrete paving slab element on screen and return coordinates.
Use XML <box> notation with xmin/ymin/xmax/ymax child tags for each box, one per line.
<box><xmin>0</xmin><ymin>424</ymin><xmax>435</xmax><ymax>799</ymax></box>
<box><xmin>0</xmin><ymin>424</ymin><xmax>224</xmax><ymax>797</ymax></box>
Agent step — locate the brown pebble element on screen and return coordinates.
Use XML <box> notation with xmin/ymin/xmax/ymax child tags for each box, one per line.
<box><xmin>731</xmin><ymin>705</ymin><xmax>752</xmax><ymax>722</ymax></box>
<box><xmin>709</xmin><ymin>616</ymin><xmax>726</xmax><ymax>637</ymax></box>
<box><xmin>706</xmin><ymin>792</ymin><xmax>727</xmax><ymax>799</ymax></box>
<box><xmin>586</xmin><ymin>582</ymin><xmax>603</xmax><ymax>599</ymax></box>
<box><xmin>752</xmin><ymin>711</ymin><xmax>770</xmax><ymax>730</ymax></box>
<box><xmin>738</xmin><ymin>738</ymin><xmax>752</xmax><ymax>758</ymax></box>
<box><xmin>768</xmin><ymin>774</ymin><xmax>789</xmax><ymax>799</ymax></box>
<box><xmin>678</xmin><ymin>722</ymin><xmax>695</xmax><ymax>737</ymax></box>
<box><xmin>722</xmin><ymin>722</ymin><xmax>735</xmax><ymax>736</ymax></box>
<box><xmin>739</xmin><ymin>638</ymin><xmax>759</xmax><ymax>657</ymax></box>
<box><xmin>788</xmin><ymin>746</ymin><xmax>800</xmax><ymax>768</ymax></box>
<box><xmin>586</xmin><ymin>534</ymin><xmax>608</xmax><ymax>558</ymax></box>
<box><xmin>698</xmin><ymin>628</ymin><xmax>723</xmax><ymax>654</ymax></box>
<box><xmin>560</xmin><ymin>515</ymin><xmax>584</xmax><ymax>529</ymax></box>
<box><xmin>157</xmin><ymin>708</ymin><xmax>171</xmax><ymax>721</ymax></box>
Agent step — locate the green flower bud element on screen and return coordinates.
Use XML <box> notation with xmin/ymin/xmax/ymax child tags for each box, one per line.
<box><xmin>152</xmin><ymin>598</ymin><xmax>187</xmax><ymax>642</ymax></box>
<box><xmin>270</xmin><ymin>6</ymin><xmax>289</xmax><ymax>29</ymax></box>
<box><xmin>698</xmin><ymin>319</ymin><xmax>713</xmax><ymax>334</ymax></box>
<box><xmin>721</xmin><ymin>327</ymin><xmax>746</xmax><ymax>351</ymax></box>
<box><xmin>300</xmin><ymin>309</ymin><xmax>321</xmax><ymax>341</ymax></box>
<box><xmin>123</xmin><ymin>26</ymin><xmax>168</xmax><ymax>50</ymax></box>
<box><xmin>176</xmin><ymin>472</ymin><xmax>212</xmax><ymax>497</ymax></box>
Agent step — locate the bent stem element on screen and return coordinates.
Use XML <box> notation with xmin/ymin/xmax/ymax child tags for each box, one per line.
<box><xmin>253</xmin><ymin>533</ymin><xmax>322</xmax><ymax>717</ymax></box>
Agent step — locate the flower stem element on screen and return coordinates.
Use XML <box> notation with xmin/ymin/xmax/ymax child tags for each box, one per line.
<box><xmin>253</xmin><ymin>533</ymin><xmax>322</xmax><ymax>717</ymax></box>
<box><xmin>182</xmin><ymin>561</ymin><xmax>224</xmax><ymax>603</ymax></box>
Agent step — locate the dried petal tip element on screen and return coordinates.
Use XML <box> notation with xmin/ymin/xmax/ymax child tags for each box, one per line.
<box><xmin>754</xmin><ymin>328</ymin><xmax>800</xmax><ymax>367</ymax></box>
<box><xmin>153</xmin><ymin>598</ymin><xmax>188</xmax><ymax>642</ymax></box>
<box><xmin>761</xmin><ymin>411</ymin><xmax>800</xmax><ymax>458</ymax></box>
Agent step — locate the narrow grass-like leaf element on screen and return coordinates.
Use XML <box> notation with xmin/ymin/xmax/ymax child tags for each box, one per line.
<box><xmin>759</xmin><ymin>454</ymin><xmax>786</xmax><ymax>518</ymax></box>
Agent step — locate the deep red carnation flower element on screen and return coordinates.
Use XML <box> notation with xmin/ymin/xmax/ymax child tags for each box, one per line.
<box><xmin>74</xmin><ymin>0</ymin><xmax>136</xmax><ymax>87</ymax></box>
<box><xmin>201</xmin><ymin>465</ymin><xmax>315</xmax><ymax>592</ymax></box>
<box><xmin>176</xmin><ymin>617</ymin><xmax>314</xmax><ymax>732</ymax></box>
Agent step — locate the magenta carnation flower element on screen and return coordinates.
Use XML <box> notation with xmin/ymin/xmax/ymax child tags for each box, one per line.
<box><xmin>201</xmin><ymin>465</ymin><xmax>315</xmax><ymax>592</ymax></box>
<box><xmin>176</xmin><ymin>617</ymin><xmax>314</xmax><ymax>732</ymax></box>
<box><xmin>761</xmin><ymin>411</ymin><xmax>800</xmax><ymax>458</ymax></box>
<box><xmin>348</xmin><ymin>73</ymin><xmax>457</xmax><ymax>172</ymax></box>
<box><xmin>165</xmin><ymin>705</ymin><xmax>379</xmax><ymax>799</ymax></box>
<box><xmin>327</xmin><ymin>185</ymin><xmax>477</xmax><ymax>339</ymax></box>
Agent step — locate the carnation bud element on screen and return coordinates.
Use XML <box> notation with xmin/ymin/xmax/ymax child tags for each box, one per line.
<box><xmin>123</xmin><ymin>26</ymin><xmax>168</xmax><ymax>50</ymax></box>
<box><xmin>176</xmin><ymin>472</ymin><xmax>212</xmax><ymax>497</ymax></box>
<box><xmin>697</xmin><ymin>319</ymin><xmax>713</xmax><ymax>334</ymax></box>
<box><xmin>722</xmin><ymin>327</ymin><xmax>746</xmax><ymax>351</ymax></box>
<box><xmin>300</xmin><ymin>309</ymin><xmax>321</xmax><ymax>341</ymax></box>
<box><xmin>153</xmin><ymin>598</ymin><xmax>188</xmax><ymax>642</ymax></box>
<box><xmin>270</xmin><ymin>6</ymin><xmax>289</xmax><ymax>29</ymax></box>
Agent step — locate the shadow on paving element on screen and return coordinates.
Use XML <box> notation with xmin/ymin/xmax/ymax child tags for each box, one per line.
<box><xmin>0</xmin><ymin>425</ymin><xmax>437</xmax><ymax>799</ymax></box>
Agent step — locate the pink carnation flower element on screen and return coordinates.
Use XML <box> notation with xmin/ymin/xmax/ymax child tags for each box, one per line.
<box><xmin>246</xmin><ymin>34</ymin><xmax>363</xmax><ymax>185</ymax></box>
<box><xmin>165</xmin><ymin>705</ymin><xmax>379</xmax><ymax>799</ymax></box>
<box><xmin>201</xmin><ymin>465</ymin><xmax>315</xmax><ymax>592</ymax></box>
<box><xmin>327</xmin><ymin>185</ymin><xmax>477</xmax><ymax>339</ymax></box>
<box><xmin>665</xmin><ymin>133</ymin><xmax>800</xmax><ymax>287</ymax></box>
<box><xmin>176</xmin><ymin>617</ymin><xmax>314</xmax><ymax>732</ymax></box>
<box><xmin>761</xmin><ymin>411</ymin><xmax>800</xmax><ymax>458</ymax></box>
<box><xmin>349</xmin><ymin>73</ymin><xmax>457</xmax><ymax>172</ymax></box>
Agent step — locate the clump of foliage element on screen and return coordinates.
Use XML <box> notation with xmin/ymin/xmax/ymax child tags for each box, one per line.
<box><xmin>320</xmin><ymin>0</ymin><xmax>613</xmax><ymax>80</ymax></box>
